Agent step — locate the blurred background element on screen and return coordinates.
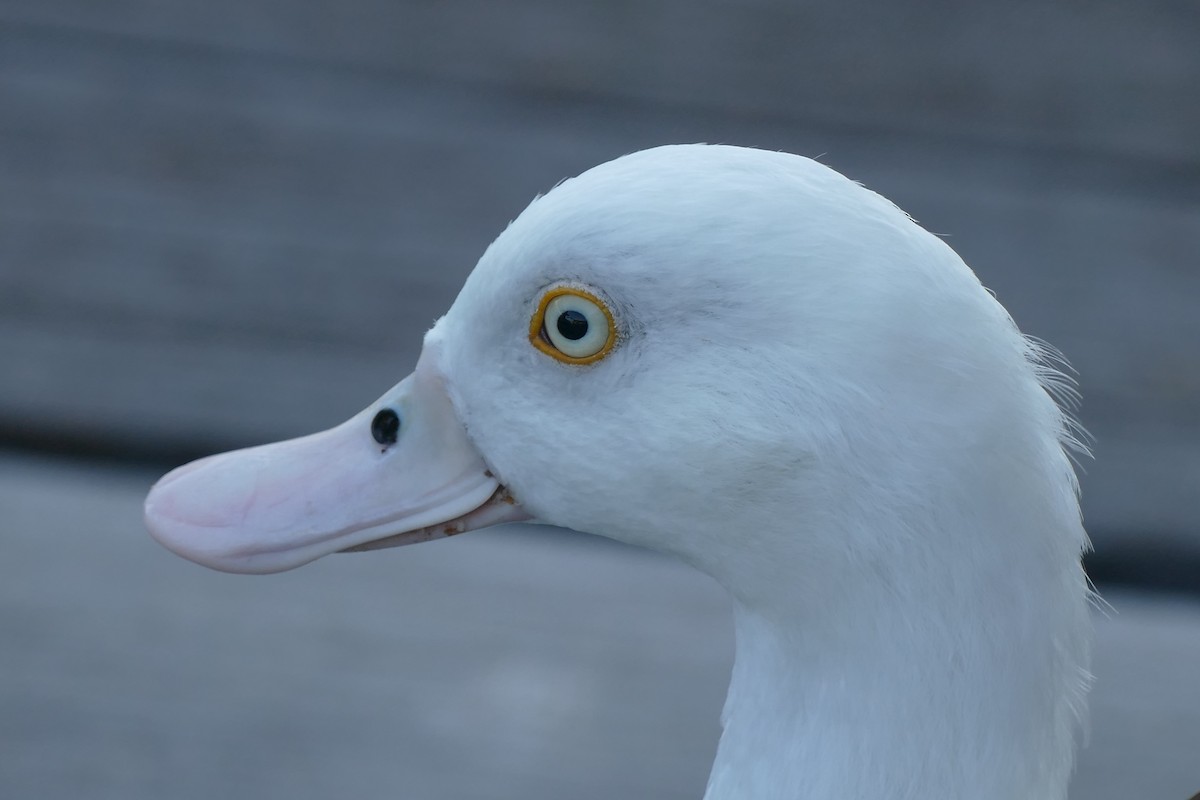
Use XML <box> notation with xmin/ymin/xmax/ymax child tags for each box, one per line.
<box><xmin>2</xmin><ymin>1</ymin><xmax>1198</xmax><ymax>798</ymax></box>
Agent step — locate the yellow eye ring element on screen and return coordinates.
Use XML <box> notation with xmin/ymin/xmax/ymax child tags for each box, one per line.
<box><xmin>529</xmin><ymin>285</ymin><xmax>617</xmax><ymax>364</ymax></box>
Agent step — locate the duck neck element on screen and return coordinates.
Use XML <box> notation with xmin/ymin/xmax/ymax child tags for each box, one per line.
<box><xmin>702</xmin><ymin>510</ymin><xmax>1090</xmax><ymax>800</ymax></box>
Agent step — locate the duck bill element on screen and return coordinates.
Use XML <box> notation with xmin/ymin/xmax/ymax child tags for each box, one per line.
<box><xmin>144</xmin><ymin>349</ymin><xmax>528</xmax><ymax>575</ymax></box>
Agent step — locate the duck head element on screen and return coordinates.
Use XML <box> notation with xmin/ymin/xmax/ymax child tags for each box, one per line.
<box><xmin>147</xmin><ymin>144</ymin><xmax>1079</xmax><ymax>592</ymax></box>
<box><xmin>145</xmin><ymin>145</ymin><xmax>1090</xmax><ymax>799</ymax></box>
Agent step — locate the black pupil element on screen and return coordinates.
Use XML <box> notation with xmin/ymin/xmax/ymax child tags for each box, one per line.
<box><xmin>556</xmin><ymin>310</ymin><xmax>589</xmax><ymax>341</ymax></box>
<box><xmin>371</xmin><ymin>408</ymin><xmax>401</xmax><ymax>446</ymax></box>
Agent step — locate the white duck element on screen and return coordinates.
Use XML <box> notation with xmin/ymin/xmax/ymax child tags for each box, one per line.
<box><xmin>145</xmin><ymin>144</ymin><xmax>1092</xmax><ymax>800</ymax></box>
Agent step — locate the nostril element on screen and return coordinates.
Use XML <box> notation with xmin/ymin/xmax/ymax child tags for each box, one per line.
<box><xmin>371</xmin><ymin>408</ymin><xmax>401</xmax><ymax>446</ymax></box>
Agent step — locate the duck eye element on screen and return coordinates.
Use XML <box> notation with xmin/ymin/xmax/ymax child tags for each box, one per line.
<box><xmin>371</xmin><ymin>408</ymin><xmax>401</xmax><ymax>446</ymax></box>
<box><xmin>529</xmin><ymin>286</ymin><xmax>616</xmax><ymax>363</ymax></box>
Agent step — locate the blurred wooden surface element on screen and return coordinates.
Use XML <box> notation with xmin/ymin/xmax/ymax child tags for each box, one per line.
<box><xmin>1</xmin><ymin>2</ymin><xmax>1198</xmax><ymax>559</ymax></box>
<box><xmin>4</xmin><ymin>0</ymin><xmax>1198</xmax><ymax>161</ymax></box>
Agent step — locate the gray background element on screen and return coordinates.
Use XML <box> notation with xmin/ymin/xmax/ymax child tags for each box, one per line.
<box><xmin>1</xmin><ymin>2</ymin><xmax>1198</xmax><ymax>798</ymax></box>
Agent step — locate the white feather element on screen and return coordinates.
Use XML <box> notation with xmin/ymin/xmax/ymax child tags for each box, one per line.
<box><xmin>429</xmin><ymin>145</ymin><xmax>1092</xmax><ymax>800</ymax></box>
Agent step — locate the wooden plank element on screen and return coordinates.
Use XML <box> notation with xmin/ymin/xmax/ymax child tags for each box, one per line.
<box><xmin>1</xmin><ymin>1</ymin><xmax>1198</xmax><ymax>162</ymax></box>
<box><xmin>0</xmin><ymin>205</ymin><xmax>467</xmax><ymax>347</ymax></box>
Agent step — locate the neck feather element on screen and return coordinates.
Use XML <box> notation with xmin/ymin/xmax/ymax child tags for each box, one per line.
<box><xmin>702</xmin><ymin>452</ymin><xmax>1091</xmax><ymax>800</ymax></box>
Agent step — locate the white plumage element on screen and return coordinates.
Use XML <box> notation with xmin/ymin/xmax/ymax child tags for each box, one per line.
<box><xmin>146</xmin><ymin>144</ymin><xmax>1092</xmax><ymax>799</ymax></box>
